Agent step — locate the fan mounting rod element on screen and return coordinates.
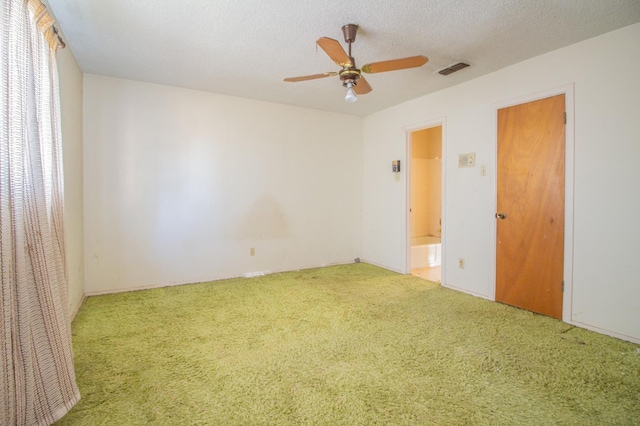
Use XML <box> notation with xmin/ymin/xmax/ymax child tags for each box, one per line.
<box><xmin>339</xmin><ymin>24</ymin><xmax>359</xmax><ymax>87</ymax></box>
<box><xmin>341</xmin><ymin>24</ymin><xmax>358</xmax><ymax>59</ymax></box>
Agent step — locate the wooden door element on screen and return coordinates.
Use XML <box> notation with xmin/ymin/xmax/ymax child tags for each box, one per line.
<box><xmin>496</xmin><ymin>94</ymin><xmax>565</xmax><ymax>319</ymax></box>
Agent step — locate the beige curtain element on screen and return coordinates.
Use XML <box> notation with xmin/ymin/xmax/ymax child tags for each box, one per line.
<box><xmin>1</xmin><ymin>0</ymin><xmax>80</xmax><ymax>424</ymax></box>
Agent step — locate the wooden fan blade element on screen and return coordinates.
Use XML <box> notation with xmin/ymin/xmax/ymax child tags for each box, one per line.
<box><xmin>317</xmin><ymin>37</ymin><xmax>352</xmax><ymax>67</ymax></box>
<box><xmin>362</xmin><ymin>55</ymin><xmax>428</xmax><ymax>74</ymax></box>
<box><xmin>283</xmin><ymin>72</ymin><xmax>338</xmax><ymax>82</ymax></box>
<box><xmin>354</xmin><ymin>77</ymin><xmax>372</xmax><ymax>95</ymax></box>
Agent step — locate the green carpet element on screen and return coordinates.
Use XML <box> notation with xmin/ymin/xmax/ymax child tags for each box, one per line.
<box><xmin>58</xmin><ymin>263</ymin><xmax>639</xmax><ymax>425</ymax></box>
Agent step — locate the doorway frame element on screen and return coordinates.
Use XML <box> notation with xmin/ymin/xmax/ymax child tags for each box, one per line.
<box><xmin>404</xmin><ymin>117</ymin><xmax>447</xmax><ymax>285</ymax></box>
<box><xmin>491</xmin><ymin>84</ymin><xmax>575</xmax><ymax>323</ymax></box>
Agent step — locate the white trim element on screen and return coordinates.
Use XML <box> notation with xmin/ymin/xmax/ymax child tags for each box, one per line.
<box><xmin>70</xmin><ymin>294</ymin><xmax>86</xmax><ymax>321</ymax></box>
<box><xmin>83</xmin><ymin>260</ymin><xmax>358</xmax><ymax>296</ymax></box>
<box><xmin>403</xmin><ymin>117</ymin><xmax>447</xmax><ymax>285</ymax></box>
<box><xmin>361</xmin><ymin>259</ymin><xmax>404</xmax><ymax>274</ymax></box>
<box><xmin>442</xmin><ymin>283</ymin><xmax>493</xmax><ymax>300</ymax></box>
<box><xmin>491</xmin><ymin>84</ymin><xmax>575</xmax><ymax>323</ymax></box>
<box><xmin>569</xmin><ymin>320</ymin><xmax>640</xmax><ymax>345</ymax></box>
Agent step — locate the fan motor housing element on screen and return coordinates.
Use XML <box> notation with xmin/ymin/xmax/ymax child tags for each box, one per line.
<box><xmin>339</xmin><ymin>68</ymin><xmax>361</xmax><ymax>87</ymax></box>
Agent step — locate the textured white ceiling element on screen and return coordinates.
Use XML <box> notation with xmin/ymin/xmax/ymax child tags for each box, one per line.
<box><xmin>47</xmin><ymin>0</ymin><xmax>640</xmax><ymax>117</ymax></box>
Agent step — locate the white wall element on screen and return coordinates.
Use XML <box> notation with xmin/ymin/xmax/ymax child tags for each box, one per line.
<box><xmin>363</xmin><ymin>23</ymin><xmax>640</xmax><ymax>342</ymax></box>
<box><xmin>83</xmin><ymin>76</ymin><xmax>363</xmax><ymax>294</ymax></box>
<box><xmin>56</xmin><ymin>45</ymin><xmax>84</xmax><ymax>318</ymax></box>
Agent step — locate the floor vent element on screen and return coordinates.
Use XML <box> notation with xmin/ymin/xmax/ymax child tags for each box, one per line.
<box><xmin>438</xmin><ymin>62</ymin><xmax>470</xmax><ymax>76</ymax></box>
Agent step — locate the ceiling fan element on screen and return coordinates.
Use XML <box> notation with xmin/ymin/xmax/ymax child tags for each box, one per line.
<box><xmin>284</xmin><ymin>24</ymin><xmax>428</xmax><ymax>103</ymax></box>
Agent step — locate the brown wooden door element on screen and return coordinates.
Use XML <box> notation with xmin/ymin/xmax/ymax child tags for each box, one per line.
<box><xmin>496</xmin><ymin>94</ymin><xmax>565</xmax><ymax>319</ymax></box>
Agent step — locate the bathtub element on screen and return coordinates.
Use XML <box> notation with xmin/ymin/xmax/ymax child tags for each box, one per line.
<box><xmin>411</xmin><ymin>236</ymin><xmax>442</xmax><ymax>268</ymax></box>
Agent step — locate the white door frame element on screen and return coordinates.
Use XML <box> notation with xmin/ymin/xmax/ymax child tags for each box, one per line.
<box><xmin>492</xmin><ymin>84</ymin><xmax>575</xmax><ymax>323</ymax></box>
<box><xmin>404</xmin><ymin>117</ymin><xmax>447</xmax><ymax>284</ymax></box>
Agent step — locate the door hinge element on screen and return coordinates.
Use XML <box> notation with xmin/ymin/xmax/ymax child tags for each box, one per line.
<box><xmin>562</xmin><ymin>281</ymin><xmax>565</xmax><ymax>292</ymax></box>
<box><xmin>563</xmin><ymin>112</ymin><xmax>567</xmax><ymax>124</ymax></box>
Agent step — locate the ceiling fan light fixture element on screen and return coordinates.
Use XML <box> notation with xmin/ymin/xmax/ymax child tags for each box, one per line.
<box><xmin>345</xmin><ymin>81</ymin><xmax>358</xmax><ymax>103</ymax></box>
<box><xmin>284</xmin><ymin>24</ymin><xmax>428</xmax><ymax>104</ymax></box>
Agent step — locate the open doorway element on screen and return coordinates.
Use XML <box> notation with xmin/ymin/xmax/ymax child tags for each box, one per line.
<box><xmin>409</xmin><ymin>125</ymin><xmax>442</xmax><ymax>282</ymax></box>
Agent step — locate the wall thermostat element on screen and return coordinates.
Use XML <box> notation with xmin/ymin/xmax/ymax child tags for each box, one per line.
<box><xmin>392</xmin><ymin>160</ymin><xmax>401</xmax><ymax>173</ymax></box>
<box><xmin>458</xmin><ymin>152</ymin><xmax>476</xmax><ymax>168</ymax></box>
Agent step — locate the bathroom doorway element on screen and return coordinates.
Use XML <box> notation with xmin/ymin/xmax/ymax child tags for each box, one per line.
<box><xmin>408</xmin><ymin>125</ymin><xmax>442</xmax><ymax>282</ymax></box>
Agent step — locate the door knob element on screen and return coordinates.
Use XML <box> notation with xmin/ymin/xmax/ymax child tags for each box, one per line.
<box><xmin>495</xmin><ymin>213</ymin><xmax>507</xmax><ymax>220</ymax></box>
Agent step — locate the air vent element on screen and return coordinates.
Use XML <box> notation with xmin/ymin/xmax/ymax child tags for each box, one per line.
<box><xmin>438</xmin><ymin>62</ymin><xmax>470</xmax><ymax>76</ymax></box>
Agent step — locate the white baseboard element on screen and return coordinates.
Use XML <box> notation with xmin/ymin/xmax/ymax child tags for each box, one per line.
<box><xmin>441</xmin><ymin>282</ymin><xmax>492</xmax><ymax>300</ymax></box>
<box><xmin>70</xmin><ymin>294</ymin><xmax>86</xmax><ymax>321</ymax></box>
<box><xmin>84</xmin><ymin>260</ymin><xmax>360</xmax><ymax>297</ymax></box>
<box><xmin>360</xmin><ymin>259</ymin><xmax>404</xmax><ymax>274</ymax></box>
<box><xmin>568</xmin><ymin>320</ymin><xmax>640</xmax><ymax>344</ymax></box>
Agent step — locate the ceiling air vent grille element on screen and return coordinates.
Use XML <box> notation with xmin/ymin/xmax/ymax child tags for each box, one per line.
<box><xmin>438</xmin><ymin>62</ymin><xmax>470</xmax><ymax>76</ymax></box>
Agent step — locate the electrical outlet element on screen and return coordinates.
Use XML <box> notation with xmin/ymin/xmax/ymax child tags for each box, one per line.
<box><xmin>250</xmin><ymin>247</ymin><xmax>255</xmax><ymax>256</ymax></box>
<box><xmin>458</xmin><ymin>258</ymin><xmax>465</xmax><ymax>269</ymax></box>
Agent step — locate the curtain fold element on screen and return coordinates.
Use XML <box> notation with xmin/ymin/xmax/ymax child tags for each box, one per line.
<box><xmin>1</xmin><ymin>0</ymin><xmax>80</xmax><ymax>424</ymax></box>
